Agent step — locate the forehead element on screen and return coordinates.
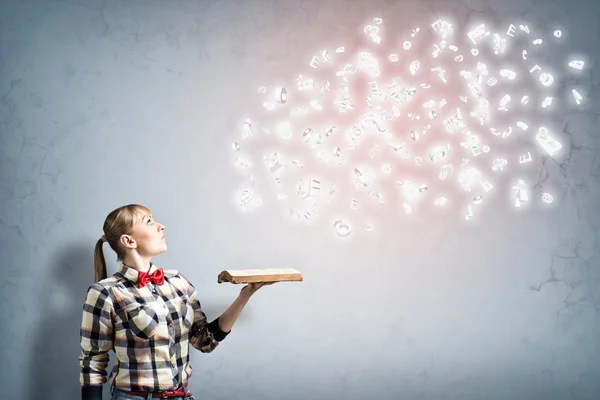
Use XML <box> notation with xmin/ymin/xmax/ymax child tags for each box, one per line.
<box><xmin>136</xmin><ymin>211</ymin><xmax>153</xmax><ymax>222</ymax></box>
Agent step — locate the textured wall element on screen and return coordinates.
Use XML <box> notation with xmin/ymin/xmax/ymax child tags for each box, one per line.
<box><xmin>1</xmin><ymin>0</ymin><xmax>599</xmax><ymax>399</ymax></box>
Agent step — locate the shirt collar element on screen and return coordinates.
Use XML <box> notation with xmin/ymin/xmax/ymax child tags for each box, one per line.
<box><xmin>119</xmin><ymin>262</ymin><xmax>159</xmax><ymax>285</ymax></box>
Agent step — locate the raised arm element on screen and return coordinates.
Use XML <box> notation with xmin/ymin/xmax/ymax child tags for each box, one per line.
<box><xmin>185</xmin><ymin>279</ymin><xmax>230</xmax><ymax>353</ymax></box>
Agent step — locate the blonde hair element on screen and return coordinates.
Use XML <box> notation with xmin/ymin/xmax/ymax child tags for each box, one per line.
<box><xmin>94</xmin><ymin>204</ymin><xmax>152</xmax><ymax>282</ymax></box>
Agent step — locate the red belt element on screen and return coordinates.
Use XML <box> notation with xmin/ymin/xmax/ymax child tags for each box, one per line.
<box><xmin>117</xmin><ymin>385</ymin><xmax>192</xmax><ymax>398</ymax></box>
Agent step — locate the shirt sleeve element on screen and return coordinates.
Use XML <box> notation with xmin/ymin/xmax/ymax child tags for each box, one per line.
<box><xmin>79</xmin><ymin>283</ymin><xmax>114</xmax><ymax>386</ymax></box>
<box><xmin>183</xmin><ymin>276</ymin><xmax>231</xmax><ymax>352</ymax></box>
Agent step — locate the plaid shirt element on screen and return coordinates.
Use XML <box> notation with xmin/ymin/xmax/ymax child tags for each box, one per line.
<box><xmin>79</xmin><ymin>262</ymin><xmax>228</xmax><ymax>391</ymax></box>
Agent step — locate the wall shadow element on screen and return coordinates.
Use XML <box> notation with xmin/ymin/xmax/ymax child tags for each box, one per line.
<box><xmin>27</xmin><ymin>240</ymin><xmax>114</xmax><ymax>400</ymax></box>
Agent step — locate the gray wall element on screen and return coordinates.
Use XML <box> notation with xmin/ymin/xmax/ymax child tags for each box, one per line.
<box><xmin>1</xmin><ymin>0</ymin><xmax>599</xmax><ymax>399</ymax></box>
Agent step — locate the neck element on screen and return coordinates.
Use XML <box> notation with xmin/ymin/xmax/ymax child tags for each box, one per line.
<box><xmin>122</xmin><ymin>253</ymin><xmax>153</xmax><ymax>273</ymax></box>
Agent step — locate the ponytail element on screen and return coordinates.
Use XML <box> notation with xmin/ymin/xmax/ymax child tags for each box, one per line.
<box><xmin>94</xmin><ymin>238</ymin><xmax>107</xmax><ymax>282</ymax></box>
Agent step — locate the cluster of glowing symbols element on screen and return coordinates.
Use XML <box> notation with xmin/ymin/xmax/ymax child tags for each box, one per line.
<box><xmin>233</xmin><ymin>16</ymin><xmax>587</xmax><ymax>237</ymax></box>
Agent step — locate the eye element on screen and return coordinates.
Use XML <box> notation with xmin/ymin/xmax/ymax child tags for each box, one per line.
<box><xmin>147</xmin><ymin>218</ymin><xmax>153</xmax><ymax>225</ymax></box>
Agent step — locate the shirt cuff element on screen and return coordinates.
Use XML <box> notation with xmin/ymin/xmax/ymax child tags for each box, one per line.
<box><xmin>81</xmin><ymin>385</ymin><xmax>102</xmax><ymax>400</ymax></box>
<box><xmin>208</xmin><ymin>317</ymin><xmax>230</xmax><ymax>341</ymax></box>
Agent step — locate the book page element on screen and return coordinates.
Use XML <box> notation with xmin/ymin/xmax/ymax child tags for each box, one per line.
<box><xmin>225</xmin><ymin>268</ymin><xmax>301</xmax><ymax>277</ymax></box>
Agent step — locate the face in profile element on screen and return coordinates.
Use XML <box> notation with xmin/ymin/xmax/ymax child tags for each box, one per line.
<box><xmin>128</xmin><ymin>212</ymin><xmax>167</xmax><ymax>257</ymax></box>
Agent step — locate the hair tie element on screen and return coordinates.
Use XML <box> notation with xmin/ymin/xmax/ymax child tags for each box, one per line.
<box><xmin>101</xmin><ymin>234</ymin><xmax>107</xmax><ymax>242</ymax></box>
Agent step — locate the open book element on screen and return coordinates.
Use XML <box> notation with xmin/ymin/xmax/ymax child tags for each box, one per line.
<box><xmin>217</xmin><ymin>268</ymin><xmax>303</xmax><ymax>284</ymax></box>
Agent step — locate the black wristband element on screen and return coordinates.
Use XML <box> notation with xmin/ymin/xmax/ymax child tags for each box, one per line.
<box><xmin>82</xmin><ymin>385</ymin><xmax>102</xmax><ymax>400</ymax></box>
<box><xmin>208</xmin><ymin>317</ymin><xmax>230</xmax><ymax>341</ymax></box>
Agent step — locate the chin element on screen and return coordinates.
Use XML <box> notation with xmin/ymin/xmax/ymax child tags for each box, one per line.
<box><xmin>154</xmin><ymin>246</ymin><xmax>167</xmax><ymax>256</ymax></box>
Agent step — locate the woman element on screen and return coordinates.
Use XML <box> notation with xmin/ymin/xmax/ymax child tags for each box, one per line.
<box><xmin>79</xmin><ymin>204</ymin><xmax>272</xmax><ymax>400</ymax></box>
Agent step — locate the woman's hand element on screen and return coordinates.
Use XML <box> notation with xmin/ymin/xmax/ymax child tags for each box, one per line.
<box><xmin>241</xmin><ymin>281</ymin><xmax>276</xmax><ymax>297</ymax></box>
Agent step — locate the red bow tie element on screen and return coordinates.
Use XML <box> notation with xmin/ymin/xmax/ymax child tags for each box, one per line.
<box><xmin>138</xmin><ymin>268</ymin><xmax>165</xmax><ymax>288</ymax></box>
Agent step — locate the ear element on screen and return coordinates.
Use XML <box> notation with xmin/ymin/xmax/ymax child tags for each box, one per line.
<box><xmin>120</xmin><ymin>234</ymin><xmax>137</xmax><ymax>249</ymax></box>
